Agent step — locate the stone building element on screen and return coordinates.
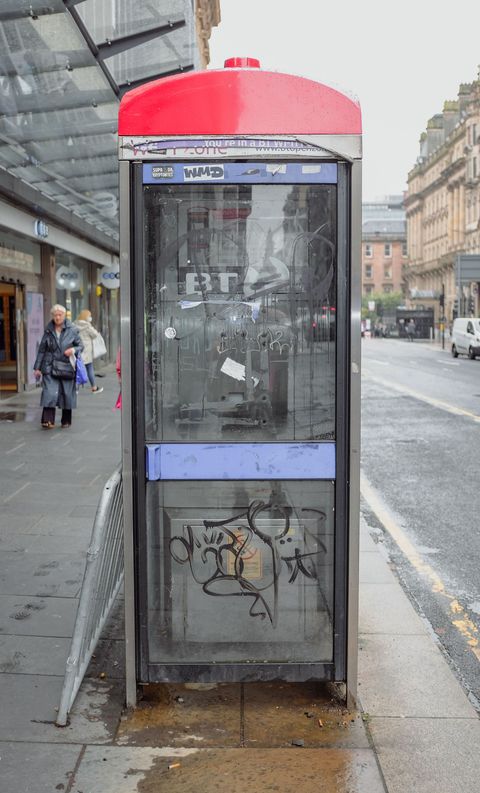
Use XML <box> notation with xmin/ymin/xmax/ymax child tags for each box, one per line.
<box><xmin>405</xmin><ymin>74</ymin><xmax>480</xmax><ymax>323</ymax></box>
<box><xmin>197</xmin><ymin>0</ymin><xmax>221</xmax><ymax>67</ymax></box>
<box><xmin>362</xmin><ymin>196</ymin><xmax>407</xmax><ymax>297</ymax></box>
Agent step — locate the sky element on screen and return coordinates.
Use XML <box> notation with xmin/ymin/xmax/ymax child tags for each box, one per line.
<box><xmin>208</xmin><ymin>0</ymin><xmax>480</xmax><ymax>201</ymax></box>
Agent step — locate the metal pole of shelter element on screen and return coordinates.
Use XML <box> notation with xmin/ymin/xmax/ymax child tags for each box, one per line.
<box><xmin>346</xmin><ymin>159</ymin><xmax>362</xmax><ymax>708</ymax></box>
<box><xmin>119</xmin><ymin>160</ymin><xmax>137</xmax><ymax>708</ymax></box>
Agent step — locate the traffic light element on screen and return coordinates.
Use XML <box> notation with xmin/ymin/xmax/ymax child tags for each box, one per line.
<box><xmin>439</xmin><ymin>291</ymin><xmax>444</xmax><ymax>309</ymax></box>
<box><xmin>468</xmin><ymin>296</ymin><xmax>475</xmax><ymax>314</ymax></box>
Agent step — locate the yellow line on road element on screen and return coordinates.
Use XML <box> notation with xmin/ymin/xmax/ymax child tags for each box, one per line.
<box><xmin>360</xmin><ymin>472</ymin><xmax>480</xmax><ymax>663</ymax></box>
<box><xmin>362</xmin><ymin>372</ymin><xmax>480</xmax><ymax>422</ymax></box>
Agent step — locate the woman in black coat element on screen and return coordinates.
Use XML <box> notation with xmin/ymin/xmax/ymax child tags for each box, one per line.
<box><xmin>33</xmin><ymin>304</ymin><xmax>83</xmax><ymax>429</ymax></box>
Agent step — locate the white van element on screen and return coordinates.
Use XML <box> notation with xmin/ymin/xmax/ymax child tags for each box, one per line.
<box><xmin>451</xmin><ymin>317</ymin><xmax>480</xmax><ymax>359</ymax></box>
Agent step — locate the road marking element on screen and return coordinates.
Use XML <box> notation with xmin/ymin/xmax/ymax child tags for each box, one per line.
<box><xmin>362</xmin><ymin>371</ymin><xmax>480</xmax><ymax>422</ymax></box>
<box><xmin>361</xmin><ymin>472</ymin><xmax>480</xmax><ymax>663</ymax></box>
<box><xmin>437</xmin><ymin>359</ymin><xmax>459</xmax><ymax>366</ymax></box>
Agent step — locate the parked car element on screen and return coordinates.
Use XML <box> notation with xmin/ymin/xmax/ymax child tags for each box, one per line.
<box><xmin>451</xmin><ymin>317</ymin><xmax>480</xmax><ymax>359</ymax></box>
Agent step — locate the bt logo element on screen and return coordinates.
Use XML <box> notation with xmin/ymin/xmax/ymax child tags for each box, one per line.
<box><xmin>185</xmin><ymin>272</ymin><xmax>237</xmax><ymax>294</ymax></box>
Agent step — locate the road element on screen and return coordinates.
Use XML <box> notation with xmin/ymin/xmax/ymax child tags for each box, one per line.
<box><xmin>361</xmin><ymin>337</ymin><xmax>480</xmax><ymax>710</ymax></box>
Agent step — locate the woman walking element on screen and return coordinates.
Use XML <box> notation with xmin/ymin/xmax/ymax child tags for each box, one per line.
<box><xmin>33</xmin><ymin>304</ymin><xmax>83</xmax><ymax>429</ymax></box>
<box><xmin>74</xmin><ymin>309</ymin><xmax>104</xmax><ymax>393</ymax></box>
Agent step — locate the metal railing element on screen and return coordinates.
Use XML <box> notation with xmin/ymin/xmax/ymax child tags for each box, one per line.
<box><xmin>56</xmin><ymin>465</ymin><xmax>124</xmax><ymax>727</ymax></box>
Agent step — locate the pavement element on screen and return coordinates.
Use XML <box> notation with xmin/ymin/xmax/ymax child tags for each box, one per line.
<box><xmin>0</xmin><ymin>365</ymin><xmax>479</xmax><ymax>793</ymax></box>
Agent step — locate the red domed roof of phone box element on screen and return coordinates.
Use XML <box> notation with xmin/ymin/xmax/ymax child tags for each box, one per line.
<box><xmin>118</xmin><ymin>58</ymin><xmax>362</xmax><ymax>136</ymax></box>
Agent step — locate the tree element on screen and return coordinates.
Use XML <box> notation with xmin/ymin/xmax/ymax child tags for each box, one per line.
<box><xmin>361</xmin><ymin>292</ymin><xmax>404</xmax><ymax>323</ymax></box>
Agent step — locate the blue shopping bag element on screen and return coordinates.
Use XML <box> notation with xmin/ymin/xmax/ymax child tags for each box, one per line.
<box><xmin>76</xmin><ymin>355</ymin><xmax>88</xmax><ymax>386</ymax></box>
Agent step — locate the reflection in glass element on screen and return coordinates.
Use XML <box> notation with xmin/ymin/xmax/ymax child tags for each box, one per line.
<box><xmin>144</xmin><ymin>181</ymin><xmax>337</xmax><ymax>442</ymax></box>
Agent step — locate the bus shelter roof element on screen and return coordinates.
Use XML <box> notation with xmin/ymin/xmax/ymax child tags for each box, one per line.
<box><xmin>0</xmin><ymin>0</ymin><xmax>198</xmax><ymax>248</ymax></box>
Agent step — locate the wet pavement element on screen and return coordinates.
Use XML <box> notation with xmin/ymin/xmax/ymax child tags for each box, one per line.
<box><xmin>117</xmin><ymin>682</ymin><xmax>366</xmax><ymax>749</ymax></box>
<box><xmin>1</xmin><ymin>367</ymin><xmax>480</xmax><ymax>792</ymax></box>
<box><xmin>113</xmin><ymin>681</ymin><xmax>384</xmax><ymax>793</ymax></box>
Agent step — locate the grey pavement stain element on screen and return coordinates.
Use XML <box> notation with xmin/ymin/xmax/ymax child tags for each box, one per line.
<box><xmin>34</xmin><ymin>561</ymin><xmax>60</xmax><ymax>577</ymax></box>
<box><xmin>9</xmin><ymin>602</ymin><xmax>46</xmax><ymax>620</ymax></box>
<box><xmin>0</xmin><ymin>650</ymin><xmax>25</xmax><ymax>672</ymax></box>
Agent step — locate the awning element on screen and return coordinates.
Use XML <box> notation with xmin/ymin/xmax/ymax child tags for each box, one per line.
<box><xmin>0</xmin><ymin>1</ymin><xmax>199</xmax><ymax>246</ymax></box>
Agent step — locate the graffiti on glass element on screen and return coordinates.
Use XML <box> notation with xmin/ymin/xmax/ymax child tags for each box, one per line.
<box><xmin>169</xmin><ymin>501</ymin><xmax>327</xmax><ymax>627</ymax></box>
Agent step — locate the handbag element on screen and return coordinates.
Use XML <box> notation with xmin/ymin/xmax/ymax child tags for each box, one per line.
<box><xmin>92</xmin><ymin>333</ymin><xmax>107</xmax><ymax>359</ymax></box>
<box><xmin>76</xmin><ymin>355</ymin><xmax>88</xmax><ymax>386</ymax></box>
<box><xmin>52</xmin><ymin>359</ymin><xmax>76</xmax><ymax>380</ymax></box>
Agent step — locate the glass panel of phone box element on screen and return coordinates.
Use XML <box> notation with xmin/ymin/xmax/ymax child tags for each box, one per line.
<box><xmin>143</xmin><ymin>179</ymin><xmax>337</xmax><ymax>664</ymax></box>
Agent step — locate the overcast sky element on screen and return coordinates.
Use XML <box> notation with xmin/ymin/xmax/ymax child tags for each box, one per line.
<box><xmin>208</xmin><ymin>1</ymin><xmax>480</xmax><ymax>201</ymax></box>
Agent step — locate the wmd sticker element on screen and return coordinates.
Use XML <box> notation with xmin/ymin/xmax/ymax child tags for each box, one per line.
<box><xmin>183</xmin><ymin>164</ymin><xmax>225</xmax><ymax>182</ymax></box>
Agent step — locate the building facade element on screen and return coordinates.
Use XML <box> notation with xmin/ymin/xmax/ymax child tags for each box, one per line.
<box><xmin>362</xmin><ymin>196</ymin><xmax>407</xmax><ymax>297</ymax></box>
<box><xmin>405</xmin><ymin>74</ymin><xmax>480</xmax><ymax>324</ymax></box>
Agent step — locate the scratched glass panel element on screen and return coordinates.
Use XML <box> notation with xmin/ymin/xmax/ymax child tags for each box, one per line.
<box><xmin>146</xmin><ymin>480</ymin><xmax>334</xmax><ymax>663</ymax></box>
<box><xmin>143</xmin><ymin>181</ymin><xmax>336</xmax><ymax>441</ymax></box>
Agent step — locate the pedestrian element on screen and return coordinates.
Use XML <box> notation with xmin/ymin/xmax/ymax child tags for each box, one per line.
<box><xmin>406</xmin><ymin>319</ymin><xmax>416</xmax><ymax>341</ymax></box>
<box><xmin>33</xmin><ymin>304</ymin><xmax>83</xmax><ymax>429</ymax></box>
<box><xmin>74</xmin><ymin>309</ymin><xmax>104</xmax><ymax>393</ymax></box>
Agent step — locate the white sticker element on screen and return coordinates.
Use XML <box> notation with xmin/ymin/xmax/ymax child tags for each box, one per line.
<box><xmin>165</xmin><ymin>327</ymin><xmax>177</xmax><ymax>339</ymax></box>
<box><xmin>302</xmin><ymin>164</ymin><xmax>322</xmax><ymax>173</ymax></box>
<box><xmin>220</xmin><ymin>357</ymin><xmax>246</xmax><ymax>381</ymax></box>
<box><xmin>266</xmin><ymin>163</ymin><xmax>287</xmax><ymax>174</ymax></box>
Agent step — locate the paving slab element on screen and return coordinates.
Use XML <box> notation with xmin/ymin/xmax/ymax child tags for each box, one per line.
<box><xmin>0</xmin><ymin>513</ymin><xmax>40</xmax><ymax>533</ymax></box>
<box><xmin>0</xmin><ymin>531</ymin><xmax>89</xmax><ymax>554</ymax></box>
<box><xmin>359</xmin><ymin>551</ymin><xmax>396</xmax><ymax>584</ymax></box>
<box><xmin>30</xmin><ymin>515</ymin><xmax>94</xmax><ymax>535</ymax></box>
<box><xmin>72</xmin><ymin>746</ymin><xmax>197</xmax><ymax>793</ymax></box>
<box><xmin>0</xmin><ymin>552</ymin><xmax>85</xmax><ymax>597</ymax></box>
<box><xmin>358</xmin><ymin>634</ymin><xmax>477</xmax><ymax>718</ymax></box>
<box><xmin>0</xmin><ymin>741</ymin><xmax>82</xmax><ymax>793</ymax></box>
<box><xmin>134</xmin><ymin>748</ymin><xmax>386</xmax><ymax>793</ymax></box>
<box><xmin>4</xmin><ymin>482</ymin><xmax>99</xmax><ymax>506</ymax></box>
<box><xmin>116</xmin><ymin>683</ymin><xmax>242</xmax><ymax>747</ymax></box>
<box><xmin>359</xmin><ymin>582</ymin><xmax>429</xmax><ymax>635</ymax></box>
<box><xmin>0</xmin><ymin>674</ymin><xmax>123</xmax><ymax>743</ymax></box>
<box><xmin>0</xmin><ymin>594</ymin><xmax>78</xmax><ymax>636</ymax></box>
<box><xmin>242</xmin><ymin>681</ymin><xmax>369</xmax><ymax>749</ymax></box>
<box><xmin>368</xmin><ymin>717</ymin><xmax>480</xmax><ymax>793</ymax></box>
<box><xmin>68</xmin><ymin>505</ymin><xmax>99</xmax><ymax>518</ymax></box>
<box><xmin>87</xmin><ymin>636</ymin><xmax>125</xmax><ymax>679</ymax></box>
<box><xmin>0</xmin><ymin>635</ymin><xmax>71</xmax><ymax>675</ymax></box>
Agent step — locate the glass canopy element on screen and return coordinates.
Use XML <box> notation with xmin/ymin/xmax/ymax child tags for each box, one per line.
<box><xmin>0</xmin><ymin>1</ymin><xmax>198</xmax><ymax>243</ymax></box>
